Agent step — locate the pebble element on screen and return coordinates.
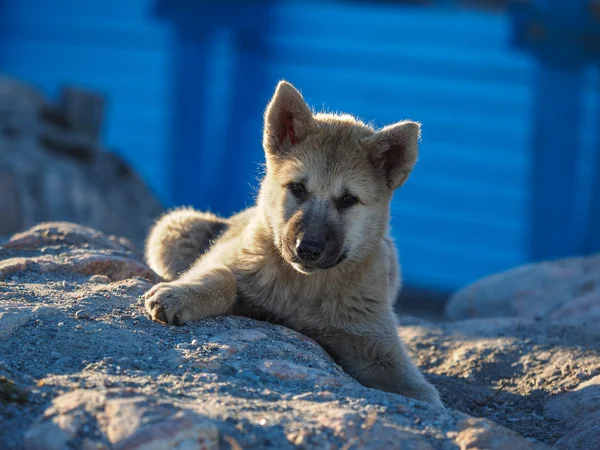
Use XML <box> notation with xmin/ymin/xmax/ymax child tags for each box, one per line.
<box><xmin>75</xmin><ymin>309</ymin><xmax>91</xmax><ymax>319</ymax></box>
<box><xmin>89</xmin><ymin>275</ymin><xmax>110</xmax><ymax>284</ymax></box>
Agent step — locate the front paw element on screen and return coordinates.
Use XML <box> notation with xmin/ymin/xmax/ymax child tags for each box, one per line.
<box><xmin>143</xmin><ymin>282</ymin><xmax>194</xmax><ymax>326</ymax></box>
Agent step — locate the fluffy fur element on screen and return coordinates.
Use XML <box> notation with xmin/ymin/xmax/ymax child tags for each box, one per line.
<box><xmin>144</xmin><ymin>81</ymin><xmax>442</xmax><ymax>407</ymax></box>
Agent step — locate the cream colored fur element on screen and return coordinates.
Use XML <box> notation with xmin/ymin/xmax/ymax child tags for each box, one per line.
<box><xmin>144</xmin><ymin>81</ymin><xmax>442</xmax><ymax>407</ymax></box>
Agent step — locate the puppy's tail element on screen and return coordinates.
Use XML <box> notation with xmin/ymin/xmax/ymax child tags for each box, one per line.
<box><xmin>145</xmin><ymin>207</ymin><xmax>229</xmax><ymax>281</ymax></box>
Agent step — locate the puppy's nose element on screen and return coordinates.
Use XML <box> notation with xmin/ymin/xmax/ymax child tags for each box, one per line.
<box><xmin>296</xmin><ymin>238</ymin><xmax>325</xmax><ymax>262</ymax></box>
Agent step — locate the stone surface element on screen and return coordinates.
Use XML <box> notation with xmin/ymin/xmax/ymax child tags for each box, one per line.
<box><xmin>542</xmin><ymin>375</ymin><xmax>600</xmax><ymax>450</ymax></box>
<box><xmin>0</xmin><ymin>223</ymin><xmax>558</xmax><ymax>449</ymax></box>
<box><xmin>440</xmin><ymin>252</ymin><xmax>600</xmax><ymax>448</ymax></box>
<box><xmin>445</xmin><ymin>253</ymin><xmax>600</xmax><ymax>324</ymax></box>
<box><xmin>0</xmin><ymin>74</ymin><xmax>163</xmax><ymax>249</ymax></box>
<box><xmin>24</xmin><ymin>389</ymin><xmax>220</xmax><ymax>450</ymax></box>
<box><xmin>551</xmin><ymin>418</ymin><xmax>600</xmax><ymax>450</ymax></box>
<box><xmin>544</xmin><ymin>375</ymin><xmax>600</xmax><ymax>428</ymax></box>
<box><xmin>399</xmin><ymin>317</ymin><xmax>600</xmax><ymax>447</ymax></box>
<box><xmin>0</xmin><ymin>222</ymin><xmax>158</xmax><ymax>283</ymax></box>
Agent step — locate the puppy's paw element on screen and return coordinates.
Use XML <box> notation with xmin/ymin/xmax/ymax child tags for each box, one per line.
<box><xmin>144</xmin><ymin>282</ymin><xmax>195</xmax><ymax>326</ymax></box>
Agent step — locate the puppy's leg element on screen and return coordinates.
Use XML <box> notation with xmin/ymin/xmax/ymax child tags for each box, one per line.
<box><xmin>145</xmin><ymin>208</ymin><xmax>228</xmax><ymax>281</ymax></box>
<box><xmin>144</xmin><ymin>266</ymin><xmax>236</xmax><ymax>325</ymax></box>
<box><xmin>318</xmin><ymin>321</ymin><xmax>443</xmax><ymax>407</ymax></box>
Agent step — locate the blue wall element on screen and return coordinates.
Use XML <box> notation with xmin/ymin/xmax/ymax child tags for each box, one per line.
<box><xmin>2</xmin><ymin>0</ymin><xmax>599</xmax><ymax>292</ymax></box>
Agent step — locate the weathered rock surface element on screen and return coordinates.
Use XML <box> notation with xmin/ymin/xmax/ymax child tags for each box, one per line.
<box><xmin>441</xmin><ymin>253</ymin><xmax>600</xmax><ymax>448</ymax></box>
<box><xmin>543</xmin><ymin>375</ymin><xmax>600</xmax><ymax>449</ymax></box>
<box><xmin>445</xmin><ymin>253</ymin><xmax>600</xmax><ymax>324</ymax></box>
<box><xmin>0</xmin><ymin>75</ymin><xmax>163</xmax><ymax>249</ymax></box>
<box><xmin>3</xmin><ymin>223</ymin><xmax>600</xmax><ymax>449</ymax></box>
<box><xmin>399</xmin><ymin>317</ymin><xmax>600</xmax><ymax>448</ymax></box>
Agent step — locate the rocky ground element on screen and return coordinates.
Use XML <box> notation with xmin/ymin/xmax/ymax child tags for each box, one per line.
<box><xmin>1</xmin><ymin>223</ymin><xmax>599</xmax><ymax>449</ymax></box>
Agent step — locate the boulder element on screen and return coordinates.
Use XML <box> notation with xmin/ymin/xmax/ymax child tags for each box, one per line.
<box><xmin>0</xmin><ymin>75</ymin><xmax>163</xmax><ymax>249</ymax></box>
<box><xmin>543</xmin><ymin>375</ymin><xmax>600</xmax><ymax>450</ymax></box>
<box><xmin>445</xmin><ymin>254</ymin><xmax>600</xmax><ymax>325</ymax></box>
<box><xmin>0</xmin><ymin>223</ymin><xmax>549</xmax><ymax>450</ymax></box>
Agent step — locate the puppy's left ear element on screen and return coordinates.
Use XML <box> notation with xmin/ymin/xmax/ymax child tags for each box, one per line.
<box><xmin>361</xmin><ymin>121</ymin><xmax>420</xmax><ymax>189</ymax></box>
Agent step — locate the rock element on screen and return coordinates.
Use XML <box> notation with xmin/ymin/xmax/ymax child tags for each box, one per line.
<box><xmin>0</xmin><ymin>170</ymin><xmax>23</xmax><ymax>235</ymax></box>
<box><xmin>24</xmin><ymin>389</ymin><xmax>219</xmax><ymax>450</ymax></box>
<box><xmin>455</xmin><ymin>418</ymin><xmax>539</xmax><ymax>450</ymax></box>
<box><xmin>75</xmin><ymin>309</ymin><xmax>91</xmax><ymax>320</ymax></box>
<box><xmin>59</xmin><ymin>86</ymin><xmax>105</xmax><ymax>140</ymax></box>
<box><xmin>544</xmin><ymin>375</ymin><xmax>600</xmax><ymax>428</ymax></box>
<box><xmin>0</xmin><ymin>222</ymin><xmax>550</xmax><ymax>450</ymax></box>
<box><xmin>0</xmin><ymin>305</ymin><xmax>53</xmax><ymax>338</ymax></box>
<box><xmin>23</xmin><ymin>416</ymin><xmax>77</xmax><ymax>450</ymax></box>
<box><xmin>5</xmin><ymin>222</ymin><xmax>129</xmax><ymax>251</ymax></box>
<box><xmin>542</xmin><ymin>375</ymin><xmax>600</xmax><ymax>449</ymax></box>
<box><xmin>0</xmin><ymin>75</ymin><xmax>45</xmax><ymax>118</ymax></box>
<box><xmin>90</xmin><ymin>275</ymin><xmax>111</xmax><ymax>284</ymax></box>
<box><xmin>551</xmin><ymin>418</ymin><xmax>600</xmax><ymax>450</ymax></box>
<box><xmin>0</xmin><ymin>222</ymin><xmax>159</xmax><ymax>283</ymax></box>
<box><xmin>399</xmin><ymin>317</ymin><xmax>600</xmax><ymax>446</ymax></box>
<box><xmin>443</xmin><ymin>252</ymin><xmax>600</xmax><ymax>447</ymax></box>
<box><xmin>0</xmin><ymin>75</ymin><xmax>163</xmax><ymax>249</ymax></box>
<box><xmin>445</xmin><ymin>253</ymin><xmax>600</xmax><ymax>323</ymax></box>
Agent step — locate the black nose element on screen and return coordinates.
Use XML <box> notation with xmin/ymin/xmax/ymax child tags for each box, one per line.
<box><xmin>296</xmin><ymin>239</ymin><xmax>325</xmax><ymax>262</ymax></box>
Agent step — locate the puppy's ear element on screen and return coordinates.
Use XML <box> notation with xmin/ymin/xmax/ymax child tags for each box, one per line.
<box><xmin>263</xmin><ymin>81</ymin><xmax>316</xmax><ymax>155</ymax></box>
<box><xmin>361</xmin><ymin>121</ymin><xmax>420</xmax><ymax>189</ymax></box>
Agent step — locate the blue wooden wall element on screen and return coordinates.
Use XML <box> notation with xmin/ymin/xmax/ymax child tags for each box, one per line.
<box><xmin>1</xmin><ymin>0</ymin><xmax>598</xmax><ymax>292</ymax></box>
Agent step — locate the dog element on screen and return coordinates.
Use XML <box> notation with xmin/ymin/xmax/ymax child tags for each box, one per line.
<box><xmin>143</xmin><ymin>81</ymin><xmax>443</xmax><ymax>407</ymax></box>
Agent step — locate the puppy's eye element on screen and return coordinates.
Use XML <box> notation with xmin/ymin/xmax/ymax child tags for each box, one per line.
<box><xmin>288</xmin><ymin>182</ymin><xmax>306</xmax><ymax>199</ymax></box>
<box><xmin>339</xmin><ymin>194</ymin><xmax>358</xmax><ymax>208</ymax></box>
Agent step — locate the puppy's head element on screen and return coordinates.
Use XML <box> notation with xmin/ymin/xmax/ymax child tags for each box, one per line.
<box><xmin>260</xmin><ymin>81</ymin><xmax>419</xmax><ymax>274</ymax></box>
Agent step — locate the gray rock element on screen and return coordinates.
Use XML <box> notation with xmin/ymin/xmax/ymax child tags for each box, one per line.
<box><xmin>551</xmin><ymin>418</ymin><xmax>600</xmax><ymax>450</ymax></box>
<box><xmin>59</xmin><ymin>86</ymin><xmax>105</xmax><ymax>141</ymax></box>
<box><xmin>544</xmin><ymin>375</ymin><xmax>600</xmax><ymax>428</ymax></box>
<box><xmin>543</xmin><ymin>375</ymin><xmax>600</xmax><ymax>449</ymax></box>
<box><xmin>24</xmin><ymin>390</ymin><xmax>220</xmax><ymax>450</ymax></box>
<box><xmin>5</xmin><ymin>224</ymin><xmax>600</xmax><ymax>450</ymax></box>
<box><xmin>75</xmin><ymin>310</ymin><xmax>91</xmax><ymax>320</ymax></box>
<box><xmin>400</xmin><ymin>317</ymin><xmax>600</xmax><ymax>446</ymax></box>
<box><xmin>445</xmin><ymin>253</ymin><xmax>600</xmax><ymax>325</ymax></box>
<box><xmin>0</xmin><ymin>222</ymin><xmax>159</xmax><ymax>283</ymax></box>
<box><xmin>0</xmin><ymin>74</ymin><xmax>163</xmax><ymax>250</ymax></box>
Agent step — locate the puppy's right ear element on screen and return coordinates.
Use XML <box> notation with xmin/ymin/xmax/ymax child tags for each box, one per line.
<box><xmin>263</xmin><ymin>81</ymin><xmax>315</xmax><ymax>155</ymax></box>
